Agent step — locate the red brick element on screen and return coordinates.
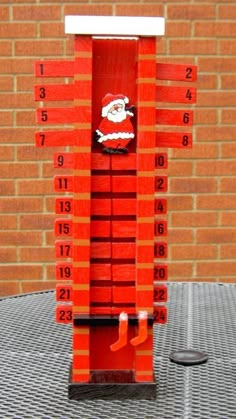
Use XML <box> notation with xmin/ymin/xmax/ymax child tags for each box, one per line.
<box><xmin>20</xmin><ymin>247</ymin><xmax>54</xmax><ymax>262</ymax></box>
<box><xmin>1</xmin><ymin>197</ymin><xmax>43</xmax><ymax>213</ymax></box>
<box><xmin>165</xmin><ymin>21</ymin><xmax>190</xmax><ymax>37</ymax></box>
<box><xmin>221</xmin><ymin>212</ymin><xmax>236</xmax><ymax>227</ymax></box>
<box><xmin>196</xmin><ymin>161</ymin><xmax>236</xmax><ymax>176</ymax></box>
<box><xmin>0</xmin><ymin>41</ymin><xmax>12</xmax><ymax>56</ymax></box>
<box><xmin>195</xmin><ymin>109</ymin><xmax>217</xmax><ymax>124</ymax></box>
<box><xmin>197</xmin><ymin>195</ymin><xmax>235</xmax><ymax>210</ymax></box>
<box><xmin>171</xmin><ymin>244</ymin><xmax>217</xmax><ymax>260</ymax></box>
<box><xmin>0</xmin><ymin>265</ymin><xmax>42</xmax><ymax>281</ymax></box>
<box><xmin>1</xmin><ymin>163</ymin><xmax>38</xmax><ymax>178</ymax></box>
<box><xmin>0</xmin><ymin>248</ymin><xmax>17</xmax><ymax>263</ymax></box>
<box><xmin>17</xmin><ymin>145</ymin><xmax>53</xmax><ymax>161</ymax></box>
<box><xmin>168</xmin><ymin>4</ymin><xmax>215</xmax><ymax>19</ymax></box>
<box><xmin>220</xmin><ymin>144</ymin><xmax>236</xmax><ymax>158</ymax></box>
<box><xmin>198</xmin><ymin>57</ymin><xmax>236</xmax><ymax>72</ymax></box>
<box><xmin>172</xmin><ymin>143</ymin><xmax>218</xmax><ymax>159</ymax></box>
<box><xmin>168</xmin><ymin>196</ymin><xmax>193</xmax><ymax>211</ymax></box>
<box><xmin>16</xmin><ymin>111</ymin><xmax>35</xmax><ymax>126</ymax></box>
<box><xmin>197</xmin><ymin>74</ymin><xmax>217</xmax><ymax>89</ymax></box>
<box><xmin>0</xmin><ymin>215</ymin><xmax>17</xmax><ymax>230</ymax></box>
<box><xmin>218</xmin><ymin>4</ymin><xmax>236</xmax><ymax>19</ymax></box>
<box><xmin>0</xmin><ymin>128</ymin><xmax>35</xmax><ymax>144</ymax></box>
<box><xmin>17</xmin><ymin>179</ymin><xmax>53</xmax><ymax>195</ymax></box>
<box><xmin>168</xmin><ymin>229</ymin><xmax>193</xmax><ymax>243</ymax></box>
<box><xmin>0</xmin><ymin>231</ymin><xmax>42</xmax><ymax>246</ymax></box>
<box><xmin>116</xmin><ymin>4</ymin><xmax>163</xmax><ymax>16</ymax></box>
<box><xmin>15</xmin><ymin>40</ymin><xmax>63</xmax><ymax>56</ymax></box>
<box><xmin>197</xmin><ymin>261</ymin><xmax>236</xmax><ymax>277</ymax></box>
<box><xmin>0</xmin><ymin>111</ymin><xmax>13</xmax><ymax>126</ymax></box>
<box><xmin>40</xmin><ymin>22</ymin><xmax>64</xmax><ymax>38</ymax></box>
<box><xmin>0</xmin><ymin>93</ymin><xmax>33</xmax><ymax>109</ymax></box>
<box><xmin>168</xmin><ymin>262</ymin><xmax>192</xmax><ymax>279</ymax></box>
<box><xmin>0</xmin><ymin>180</ymin><xmax>15</xmax><ymax>195</ymax></box>
<box><xmin>220</xmin><ymin>40</ymin><xmax>236</xmax><ymax>55</ymax></box>
<box><xmin>221</xmin><ymin>109</ymin><xmax>236</xmax><ymax>124</ymax></box>
<box><xmin>197</xmin><ymin>91</ymin><xmax>235</xmax><ymax>107</ymax></box>
<box><xmin>220</xmin><ymin>245</ymin><xmax>236</xmax><ymax>259</ymax></box>
<box><xmin>167</xmin><ymin>161</ymin><xmax>192</xmax><ymax>176</ymax></box>
<box><xmin>0</xmin><ymin>23</ymin><xmax>36</xmax><ymax>38</ymax></box>
<box><xmin>194</xmin><ymin>22</ymin><xmax>236</xmax><ymax>37</ymax></box>
<box><xmin>170</xmin><ymin>178</ymin><xmax>217</xmax><ymax>193</ymax></box>
<box><xmin>221</xmin><ymin>75</ymin><xmax>236</xmax><ymax>89</ymax></box>
<box><xmin>13</xmin><ymin>5</ymin><xmax>61</xmax><ymax>20</ymax></box>
<box><xmin>0</xmin><ymin>281</ymin><xmax>20</xmax><ymax>297</ymax></box>
<box><xmin>220</xmin><ymin>178</ymin><xmax>236</xmax><ymax>193</ymax></box>
<box><xmin>197</xmin><ymin>228</ymin><xmax>236</xmax><ymax>244</ymax></box>
<box><xmin>0</xmin><ymin>58</ymin><xmax>34</xmax><ymax>74</ymax></box>
<box><xmin>22</xmin><ymin>280</ymin><xmax>56</xmax><ymax>293</ymax></box>
<box><xmin>64</xmin><ymin>5</ymin><xmax>112</xmax><ymax>15</ymax></box>
<box><xmin>196</xmin><ymin>126</ymin><xmax>235</xmax><ymax>141</ymax></box>
<box><xmin>20</xmin><ymin>214</ymin><xmax>55</xmax><ymax>230</ymax></box>
<box><xmin>171</xmin><ymin>212</ymin><xmax>218</xmax><ymax>227</ymax></box>
<box><xmin>0</xmin><ymin>146</ymin><xmax>14</xmax><ymax>161</ymax></box>
<box><xmin>169</xmin><ymin>39</ymin><xmax>216</xmax><ymax>55</ymax></box>
<box><xmin>0</xmin><ymin>77</ymin><xmax>13</xmax><ymax>91</ymax></box>
<box><xmin>0</xmin><ymin>6</ymin><xmax>9</xmax><ymax>20</ymax></box>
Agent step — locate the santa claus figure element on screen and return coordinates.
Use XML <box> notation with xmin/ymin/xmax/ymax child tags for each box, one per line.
<box><xmin>95</xmin><ymin>93</ymin><xmax>135</xmax><ymax>154</ymax></box>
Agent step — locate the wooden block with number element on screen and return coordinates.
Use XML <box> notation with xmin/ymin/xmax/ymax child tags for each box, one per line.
<box><xmin>56</xmin><ymin>305</ymin><xmax>73</xmax><ymax>324</ymax></box>
<box><xmin>154</xmin><ymin>285</ymin><xmax>168</xmax><ymax>303</ymax></box>
<box><xmin>56</xmin><ymin>262</ymin><xmax>73</xmax><ymax>280</ymax></box>
<box><xmin>153</xmin><ymin>306</ymin><xmax>168</xmax><ymax>324</ymax></box>
<box><xmin>54</xmin><ymin>219</ymin><xmax>72</xmax><ymax>237</ymax></box>
<box><xmin>154</xmin><ymin>264</ymin><xmax>168</xmax><ymax>281</ymax></box>
<box><xmin>56</xmin><ymin>284</ymin><xmax>73</xmax><ymax>302</ymax></box>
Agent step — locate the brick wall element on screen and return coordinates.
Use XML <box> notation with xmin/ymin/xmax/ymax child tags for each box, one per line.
<box><xmin>0</xmin><ymin>1</ymin><xmax>235</xmax><ymax>296</ymax></box>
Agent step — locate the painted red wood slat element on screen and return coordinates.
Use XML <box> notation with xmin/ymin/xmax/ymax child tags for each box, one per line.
<box><xmin>156</xmin><ymin>131</ymin><xmax>192</xmax><ymax>148</ymax></box>
<box><xmin>91</xmin><ymin>199</ymin><xmax>111</xmax><ymax>216</ymax></box>
<box><xmin>112</xmin><ymin>176</ymin><xmax>136</xmax><ymax>193</ymax></box>
<box><xmin>34</xmin><ymin>60</ymin><xmax>74</xmax><ymax>77</ymax></box>
<box><xmin>156</xmin><ymin>85</ymin><xmax>196</xmax><ymax>104</ymax></box>
<box><xmin>54</xmin><ymin>219</ymin><xmax>73</xmax><ymax>237</ymax></box>
<box><xmin>90</xmin><ymin>242</ymin><xmax>111</xmax><ymax>259</ymax></box>
<box><xmin>113</xmin><ymin>286</ymin><xmax>136</xmax><ymax>304</ymax></box>
<box><xmin>154</xmin><ymin>264</ymin><xmax>168</xmax><ymax>281</ymax></box>
<box><xmin>91</xmin><ymin>153</ymin><xmax>110</xmax><ymax>170</ymax></box>
<box><xmin>90</xmin><ymin>286</ymin><xmax>112</xmax><ymax>303</ymax></box>
<box><xmin>153</xmin><ymin>285</ymin><xmax>168</xmax><ymax>303</ymax></box>
<box><xmin>112</xmin><ymin>198</ymin><xmax>136</xmax><ymax>216</ymax></box>
<box><xmin>35</xmin><ymin>131</ymin><xmax>76</xmax><ymax>147</ymax></box>
<box><xmin>111</xmin><ymin>153</ymin><xmax>136</xmax><ymax>170</ymax></box>
<box><xmin>90</xmin><ymin>264</ymin><xmax>111</xmax><ymax>281</ymax></box>
<box><xmin>156</xmin><ymin>63</ymin><xmax>197</xmax><ymax>82</ymax></box>
<box><xmin>112</xmin><ymin>264</ymin><xmax>135</xmax><ymax>281</ymax></box>
<box><xmin>154</xmin><ymin>198</ymin><xmax>167</xmax><ymax>214</ymax></box>
<box><xmin>112</xmin><ymin>221</ymin><xmax>136</xmax><ymax>238</ymax></box>
<box><xmin>53</xmin><ymin>153</ymin><xmax>74</xmax><ymax>169</ymax></box>
<box><xmin>156</xmin><ymin>109</ymin><xmax>193</xmax><ymax>126</ymax></box>
<box><xmin>90</xmin><ymin>220</ymin><xmax>111</xmax><ymax>238</ymax></box>
<box><xmin>54</xmin><ymin>175</ymin><xmax>73</xmax><ymax>192</ymax></box>
<box><xmin>56</xmin><ymin>305</ymin><xmax>73</xmax><ymax>323</ymax></box>
<box><xmin>55</xmin><ymin>262</ymin><xmax>73</xmax><ymax>280</ymax></box>
<box><xmin>153</xmin><ymin>306</ymin><xmax>168</xmax><ymax>324</ymax></box>
<box><xmin>155</xmin><ymin>153</ymin><xmax>168</xmax><ymax>169</ymax></box>
<box><xmin>91</xmin><ymin>175</ymin><xmax>111</xmax><ymax>193</ymax></box>
<box><xmin>112</xmin><ymin>242</ymin><xmax>136</xmax><ymax>259</ymax></box>
<box><xmin>34</xmin><ymin>84</ymin><xmax>74</xmax><ymax>101</ymax></box>
<box><xmin>56</xmin><ymin>284</ymin><xmax>73</xmax><ymax>302</ymax></box>
<box><xmin>36</xmin><ymin>108</ymin><xmax>76</xmax><ymax>124</ymax></box>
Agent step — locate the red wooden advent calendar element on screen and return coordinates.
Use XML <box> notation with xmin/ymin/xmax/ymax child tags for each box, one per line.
<box><xmin>34</xmin><ymin>15</ymin><xmax>197</xmax><ymax>399</ymax></box>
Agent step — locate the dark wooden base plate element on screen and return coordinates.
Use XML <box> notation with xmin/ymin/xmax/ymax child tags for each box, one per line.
<box><xmin>68</xmin><ymin>368</ymin><xmax>156</xmax><ymax>400</ymax></box>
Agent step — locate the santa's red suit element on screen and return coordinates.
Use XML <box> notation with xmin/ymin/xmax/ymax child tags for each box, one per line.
<box><xmin>96</xmin><ymin>93</ymin><xmax>135</xmax><ymax>151</ymax></box>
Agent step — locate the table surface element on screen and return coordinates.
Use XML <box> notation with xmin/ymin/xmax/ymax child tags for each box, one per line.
<box><xmin>0</xmin><ymin>283</ymin><xmax>235</xmax><ymax>419</ymax></box>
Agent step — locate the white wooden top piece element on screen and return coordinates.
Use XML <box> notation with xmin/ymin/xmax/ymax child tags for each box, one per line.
<box><xmin>65</xmin><ymin>15</ymin><xmax>165</xmax><ymax>37</ymax></box>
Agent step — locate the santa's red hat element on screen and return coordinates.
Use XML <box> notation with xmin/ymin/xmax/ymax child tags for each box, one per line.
<box><xmin>101</xmin><ymin>93</ymin><xmax>129</xmax><ymax>117</ymax></box>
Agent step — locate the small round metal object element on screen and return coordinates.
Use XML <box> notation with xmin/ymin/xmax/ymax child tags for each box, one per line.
<box><xmin>169</xmin><ymin>350</ymin><xmax>208</xmax><ymax>366</ymax></box>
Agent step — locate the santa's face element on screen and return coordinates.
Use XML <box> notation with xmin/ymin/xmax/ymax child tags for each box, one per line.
<box><xmin>107</xmin><ymin>102</ymin><xmax>127</xmax><ymax>123</ymax></box>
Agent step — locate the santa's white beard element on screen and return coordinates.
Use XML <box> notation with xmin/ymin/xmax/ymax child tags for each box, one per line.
<box><xmin>107</xmin><ymin>109</ymin><xmax>127</xmax><ymax>123</ymax></box>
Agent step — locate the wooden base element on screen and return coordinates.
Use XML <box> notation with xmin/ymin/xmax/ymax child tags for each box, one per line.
<box><xmin>68</xmin><ymin>368</ymin><xmax>156</xmax><ymax>400</ymax></box>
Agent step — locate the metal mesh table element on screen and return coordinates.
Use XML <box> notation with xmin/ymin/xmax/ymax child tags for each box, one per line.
<box><xmin>0</xmin><ymin>283</ymin><xmax>235</xmax><ymax>418</ymax></box>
